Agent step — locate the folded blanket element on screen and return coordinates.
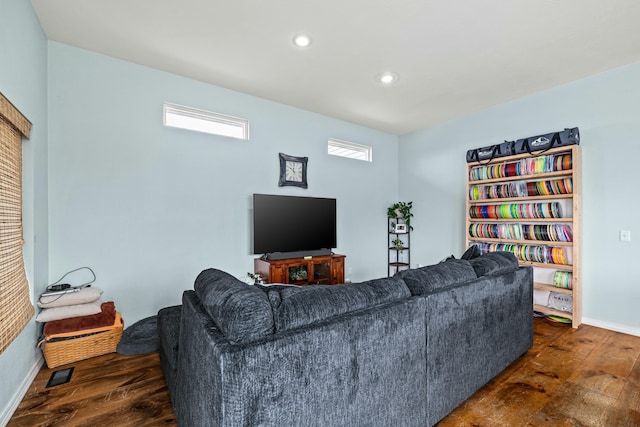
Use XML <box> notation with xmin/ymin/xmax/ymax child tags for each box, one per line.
<box><xmin>37</xmin><ymin>313</ymin><xmax>122</xmax><ymax>350</ymax></box>
<box><xmin>44</xmin><ymin>301</ymin><xmax>116</xmax><ymax>336</ymax></box>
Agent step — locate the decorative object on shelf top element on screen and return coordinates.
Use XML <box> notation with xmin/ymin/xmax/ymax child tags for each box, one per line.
<box><xmin>510</xmin><ymin>127</ymin><xmax>579</xmax><ymax>156</ymax></box>
<box><xmin>465</xmin><ymin>127</ymin><xmax>579</xmax><ymax>164</ymax></box>
<box><xmin>387</xmin><ymin>201</ymin><xmax>413</xmax><ymax>230</ymax></box>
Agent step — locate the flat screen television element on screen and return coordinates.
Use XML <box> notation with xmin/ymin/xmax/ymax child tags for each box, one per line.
<box><xmin>253</xmin><ymin>193</ymin><xmax>336</xmax><ymax>257</ymax></box>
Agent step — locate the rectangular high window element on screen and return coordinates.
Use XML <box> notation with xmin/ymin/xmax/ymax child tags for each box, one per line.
<box><xmin>328</xmin><ymin>138</ymin><xmax>372</xmax><ymax>162</ymax></box>
<box><xmin>163</xmin><ymin>102</ymin><xmax>249</xmax><ymax>140</ymax></box>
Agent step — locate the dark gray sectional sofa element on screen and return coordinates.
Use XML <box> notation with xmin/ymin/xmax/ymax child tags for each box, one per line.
<box><xmin>158</xmin><ymin>251</ymin><xmax>533</xmax><ymax>426</ymax></box>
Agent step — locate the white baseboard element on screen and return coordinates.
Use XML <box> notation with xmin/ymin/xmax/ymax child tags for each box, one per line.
<box><xmin>0</xmin><ymin>352</ymin><xmax>43</xmax><ymax>427</ymax></box>
<box><xmin>582</xmin><ymin>317</ymin><xmax>640</xmax><ymax>337</ymax></box>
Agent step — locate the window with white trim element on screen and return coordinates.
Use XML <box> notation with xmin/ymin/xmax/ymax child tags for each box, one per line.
<box><xmin>328</xmin><ymin>138</ymin><xmax>372</xmax><ymax>162</ymax></box>
<box><xmin>163</xmin><ymin>102</ymin><xmax>249</xmax><ymax>140</ymax></box>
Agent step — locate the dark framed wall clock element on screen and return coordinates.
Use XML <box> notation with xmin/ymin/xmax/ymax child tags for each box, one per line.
<box><xmin>278</xmin><ymin>153</ymin><xmax>308</xmax><ymax>188</ymax></box>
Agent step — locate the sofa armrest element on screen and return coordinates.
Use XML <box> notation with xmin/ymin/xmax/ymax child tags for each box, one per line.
<box><xmin>173</xmin><ymin>290</ymin><xmax>231</xmax><ymax>426</ymax></box>
<box><xmin>174</xmin><ymin>290</ymin><xmax>429</xmax><ymax>427</ymax></box>
<box><xmin>423</xmin><ymin>267</ymin><xmax>533</xmax><ymax>425</ymax></box>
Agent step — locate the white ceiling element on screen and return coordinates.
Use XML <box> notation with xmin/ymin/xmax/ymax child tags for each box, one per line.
<box><xmin>32</xmin><ymin>0</ymin><xmax>640</xmax><ymax>135</ymax></box>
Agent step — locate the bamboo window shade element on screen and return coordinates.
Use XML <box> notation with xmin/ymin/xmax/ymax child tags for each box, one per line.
<box><xmin>0</xmin><ymin>93</ymin><xmax>33</xmax><ymax>354</ymax></box>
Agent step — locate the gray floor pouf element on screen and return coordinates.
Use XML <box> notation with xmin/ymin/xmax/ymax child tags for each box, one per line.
<box><xmin>117</xmin><ymin>315</ymin><xmax>159</xmax><ymax>355</ymax></box>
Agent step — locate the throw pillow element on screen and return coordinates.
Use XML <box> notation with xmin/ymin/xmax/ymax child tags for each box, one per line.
<box><xmin>37</xmin><ymin>286</ymin><xmax>103</xmax><ymax>308</ymax></box>
<box><xmin>397</xmin><ymin>259</ymin><xmax>477</xmax><ymax>296</ymax></box>
<box><xmin>116</xmin><ymin>315</ymin><xmax>159</xmax><ymax>355</ymax></box>
<box><xmin>460</xmin><ymin>245</ymin><xmax>481</xmax><ymax>260</ymax></box>
<box><xmin>36</xmin><ymin>299</ymin><xmax>103</xmax><ymax>322</ymax></box>
<box><xmin>469</xmin><ymin>251</ymin><xmax>519</xmax><ymax>276</ymax></box>
<box><xmin>194</xmin><ymin>268</ymin><xmax>274</xmax><ymax>344</ymax></box>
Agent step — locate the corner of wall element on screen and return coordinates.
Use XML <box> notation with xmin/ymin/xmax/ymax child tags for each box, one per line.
<box><xmin>0</xmin><ymin>352</ymin><xmax>44</xmax><ymax>425</ymax></box>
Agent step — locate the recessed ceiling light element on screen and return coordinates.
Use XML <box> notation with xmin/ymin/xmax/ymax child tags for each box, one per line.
<box><xmin>293</xmin><ymin>34</ymin><xmax>312</xmax><ymax>48</ymax></box>
<box><xmin>377</xmin><ymin>72</ymin><xmax>399</xmax><ymax>85</ymax></box>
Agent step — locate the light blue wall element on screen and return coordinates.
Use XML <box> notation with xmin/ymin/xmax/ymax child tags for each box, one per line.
<box><xmin>0</xmin><ymin>0</ymin><xmax>48</xmax><ymax>418</ymax></box>
<box><xmin>399</xmin><ymin>61</ymin><xmax>640</xmax><ymax>332</ymax></box>
<box><xmin>47</xmin><ymin>42</ymin><xmax>399</xmax><ymax>325</ymax></box>
<box><xmin>6</xmin><ymin>0</ymin><xmax>640</xmax><ymax>419</ymax></box>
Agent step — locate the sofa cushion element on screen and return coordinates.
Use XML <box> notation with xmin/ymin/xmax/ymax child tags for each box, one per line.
<box><xmin>469</xmin><ymin>251</ymin><xmax>519</xmax><ymax>276</ymax></box>
<box><xmin>397</xmin><ymin>259</ymin><xmax>477</xmax><ymax>296</ymax></box>
<box><xmin>194</xmin><ymin>268</ymin><xmax>274</xmax><ymax>344</ymax></box>
<box><xmin>265</xmin><ymin>276</ymin><xmax>410</xmax><ymax>332</ymax></box>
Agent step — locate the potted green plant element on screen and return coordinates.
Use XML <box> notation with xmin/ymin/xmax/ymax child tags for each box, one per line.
<box><xmin>247</xmin><ymin>272</ymin><xmax>264</xmax><ymax>285</ymax></box>
<box><xmin>392</xmin><ymin>237</ymin><xmax>404</xmax><ymax>253</ymax></box>
<box><xmin>387</xmin><ymin>201</ymin><xmax>414</xmax><ymax>231</ymax></box>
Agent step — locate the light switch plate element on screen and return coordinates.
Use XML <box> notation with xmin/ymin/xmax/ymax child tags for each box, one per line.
<box><xmin>620</xmin><ymin>230</ymin><xmax>631</xmax><ymax>242</ymax></box>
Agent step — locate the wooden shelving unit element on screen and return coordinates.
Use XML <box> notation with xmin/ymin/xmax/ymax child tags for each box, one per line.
<box><xmin>465</xmin><ymin>145</ymin><xmax>582</xmax><ymax>328</ymax></box>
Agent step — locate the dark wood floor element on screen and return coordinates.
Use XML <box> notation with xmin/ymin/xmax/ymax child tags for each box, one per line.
<box><xmin>9</xmin><ymin>318</ymin><xmax>640</xmax><ymax>426</ymax></box>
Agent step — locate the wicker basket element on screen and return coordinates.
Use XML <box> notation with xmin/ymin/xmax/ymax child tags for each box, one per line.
<box><xmin>42</xmin><ymin>313</ymin><xmax>124</xmax><ymax>368</ymax></box>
